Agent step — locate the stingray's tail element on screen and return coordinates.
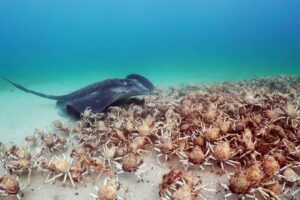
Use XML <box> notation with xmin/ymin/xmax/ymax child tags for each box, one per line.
<box><xmin>3</xmin><ymin>77</ymin><xmax>65</xmax><ymax>100</ymax></box>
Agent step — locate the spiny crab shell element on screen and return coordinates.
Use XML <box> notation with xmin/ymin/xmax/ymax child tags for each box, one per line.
<box><xmin>229</xmin><ymin>172</ymin><xmax>252</xmax><ymax>194</ymax></box>
<box><xmin>213</xmin><ymin>141</ymin><xmax>232</xmax><ymax>161</ymax></box>
<box><xmin>204</xmin><ymin>127</ymin><xmax>220</xmax><ymax>142</ymax></box>
<box><xmin>244</xmin><ymin>162</ymin><xmax>264</xmax><ymax>185</ymax></box>
<box><xmin>160</xmin><ymin>170</ymin><xmax>194</xmax><ymax>190</ymax></box>
<box><xmin>262</xmin><ymin>155</ymin><xmax>280</xmax><ymax>176</ymax></box>
<box><xmin>158</xmin><ymin>135</ymin><xmax>175</xmax><ymax>154</ymax></box>
<box><xmin>188</xmin><ymin>146</ymin><xmax>205</xmax><ymax>165</ymax></box>
<box><xmin>53</xmin><ymin>159</ymin><xmax>70</xmax><ymax>173</ymax></box>
<box><xmin>0</xmin><ymin>176</ymin><xmax>20</xmax><ymax>195</ymax></box>
<box><xmin>122</xmin><ymin>153</ymin><xmax>143</xmax><ymax>172</ymax></box>
<box><xmin>16</xmin><ymin>148</ymin><xmax>31</xmax><ymax>160</ymax></box>
<box><xmin>95</xmin><ymin>178</ymin><xmax>118</xmax><ymax>200</ymax></box>
<box><xmin>172</xmin><ymin>185</ymin><xmax>195</xmax><ymax>200</ymax></box>
<box><xmin>282</xmin><ymin>167</ymin><xmax>299</xmax><ymax>183</ymax></box>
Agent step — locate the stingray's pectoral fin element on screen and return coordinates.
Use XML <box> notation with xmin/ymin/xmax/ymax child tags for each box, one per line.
<box><xmin>65</xmin><ymin>93</ymin><xmax>123</xmax><ymax>117</ymax></box>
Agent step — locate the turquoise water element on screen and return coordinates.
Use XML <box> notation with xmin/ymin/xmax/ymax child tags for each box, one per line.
<box><xmin>1</xmin><ymin>1</ymin><xmax>300</xmax><ymax>197</ymax></box>
<box><xmin>0</xmin><ymin>0</ymin><xmax>300</xmax><ymax>89</ymax></box>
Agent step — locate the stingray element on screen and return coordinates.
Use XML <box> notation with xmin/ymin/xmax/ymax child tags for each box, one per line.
<box><xmin>3</xmin><ymin>74</ymin><xmax>155</xmax><ymax>118</ymax></box>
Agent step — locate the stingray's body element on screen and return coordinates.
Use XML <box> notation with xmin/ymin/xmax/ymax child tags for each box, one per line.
<box><xmin>3</xmin><ymin>74</ymin><xmax>155</xmax><ymax>118</ymax></box>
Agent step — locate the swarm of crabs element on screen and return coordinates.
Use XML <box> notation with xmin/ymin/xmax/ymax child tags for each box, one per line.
<box><xmin>0</xmin><ymin>75</ymin><xmax>300</xmax><ymax>199</ymax></box>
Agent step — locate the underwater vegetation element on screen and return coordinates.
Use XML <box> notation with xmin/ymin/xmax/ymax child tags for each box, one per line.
<box><xmin>0</xmin><ymin>75</ymin><xmax>300</xmax><ymax>199</ymax></box>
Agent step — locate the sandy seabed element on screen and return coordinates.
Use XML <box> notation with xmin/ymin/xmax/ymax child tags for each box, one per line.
<box><xmin>0</xmin><ymin>76</ymin><xmax>300</xmax><ymax>200</ymax></box>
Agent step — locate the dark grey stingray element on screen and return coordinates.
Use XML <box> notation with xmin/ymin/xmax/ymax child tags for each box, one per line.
<box><xmin>3</xmin><ymin>74</ymin><xmax>155</xmax><ymax>118</ymax></box>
